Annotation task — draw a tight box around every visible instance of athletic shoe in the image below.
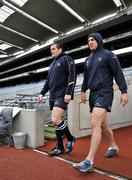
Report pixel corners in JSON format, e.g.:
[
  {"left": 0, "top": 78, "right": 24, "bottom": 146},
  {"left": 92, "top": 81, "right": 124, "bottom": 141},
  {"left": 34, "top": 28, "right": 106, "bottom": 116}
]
[
  {"left": 73, "top": 159, "right": 94, "bottom": 173},
  {"left": 48, "top": 147, "right": 64, "bottom": 156},
  {"left": 104, "top": 147, "right": 119, "bottom": 158},
  {"left": 65, "top": 137, "right": 76, "bottom": 153}
]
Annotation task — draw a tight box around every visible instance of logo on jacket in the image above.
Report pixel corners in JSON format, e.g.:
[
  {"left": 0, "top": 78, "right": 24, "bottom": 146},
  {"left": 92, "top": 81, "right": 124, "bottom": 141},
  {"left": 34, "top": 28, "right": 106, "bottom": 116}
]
[
  {"left": 57, "top": 63, "right": 61, "bottom": 66},
  {"left": 98, "top": 57, "right": 102, "bottom": 61}
]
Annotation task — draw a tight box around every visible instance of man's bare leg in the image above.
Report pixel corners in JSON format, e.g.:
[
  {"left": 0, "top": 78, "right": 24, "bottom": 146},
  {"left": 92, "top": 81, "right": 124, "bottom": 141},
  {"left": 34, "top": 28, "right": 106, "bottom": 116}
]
[
  {"left": 73, "top": 107, "right": 107, "bottom": 172},
  {"left": 101, "top": 113, "right": 118, "bottom": 148},
  {"left": 101, "top": 113, "right": 118, "bottom": 157},
  {"left": 86, "top": 107, "right": 107, "bottom": 162}
]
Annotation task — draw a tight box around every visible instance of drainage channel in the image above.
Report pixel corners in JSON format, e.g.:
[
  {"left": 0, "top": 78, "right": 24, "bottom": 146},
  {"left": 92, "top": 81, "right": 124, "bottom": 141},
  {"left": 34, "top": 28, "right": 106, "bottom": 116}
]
[{"left": 33, "top": 149, "right": 130, "bottom": 180}]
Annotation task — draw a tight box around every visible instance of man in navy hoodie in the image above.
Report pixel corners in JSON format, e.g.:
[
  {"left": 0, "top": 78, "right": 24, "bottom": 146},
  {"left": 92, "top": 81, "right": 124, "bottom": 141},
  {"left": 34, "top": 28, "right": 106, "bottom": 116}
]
[
  {"left": 37, "top": 42, "right": 76, "bottom": 156},
  {"left": 73, "top": 32, "right": 128, "bottom": 172}
]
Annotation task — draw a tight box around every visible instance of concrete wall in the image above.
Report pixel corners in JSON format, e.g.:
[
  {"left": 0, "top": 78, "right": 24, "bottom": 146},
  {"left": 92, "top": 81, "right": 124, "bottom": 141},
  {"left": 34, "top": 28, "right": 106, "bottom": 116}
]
[
  {"left": 13, "top": 109, "right": 44, "bottom": 148},
  {"left": 68, "top": 77, "right": 132, "bottom": 138}
]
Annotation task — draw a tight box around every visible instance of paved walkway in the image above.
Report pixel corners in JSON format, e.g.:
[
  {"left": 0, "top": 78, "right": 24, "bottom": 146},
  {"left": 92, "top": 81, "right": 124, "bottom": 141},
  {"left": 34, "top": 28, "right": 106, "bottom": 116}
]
[{"left": 0, "top": 126, "right": 132, "bottom": 180}]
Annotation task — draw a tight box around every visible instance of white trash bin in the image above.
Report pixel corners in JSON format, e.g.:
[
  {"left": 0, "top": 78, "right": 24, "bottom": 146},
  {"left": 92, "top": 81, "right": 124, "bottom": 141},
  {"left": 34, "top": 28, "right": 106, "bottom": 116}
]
[{"left": 12, "top": 132, "right": 27, "bottom": 149}]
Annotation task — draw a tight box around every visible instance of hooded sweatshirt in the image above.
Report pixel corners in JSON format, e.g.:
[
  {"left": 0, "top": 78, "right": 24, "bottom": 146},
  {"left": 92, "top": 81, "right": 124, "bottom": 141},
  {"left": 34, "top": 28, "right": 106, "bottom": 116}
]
[{"left": 81, "top": 32, "right": 127, "bottom": 93}]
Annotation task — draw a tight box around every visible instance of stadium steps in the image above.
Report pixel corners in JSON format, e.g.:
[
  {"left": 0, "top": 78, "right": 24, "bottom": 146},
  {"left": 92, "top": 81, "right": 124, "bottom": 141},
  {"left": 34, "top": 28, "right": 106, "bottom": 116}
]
[
  {"left": 44, "top": 123, "right": 56, "bottom": 140},
  {"left": 44, "top": 116, "right": 67, "bottom": 140}
]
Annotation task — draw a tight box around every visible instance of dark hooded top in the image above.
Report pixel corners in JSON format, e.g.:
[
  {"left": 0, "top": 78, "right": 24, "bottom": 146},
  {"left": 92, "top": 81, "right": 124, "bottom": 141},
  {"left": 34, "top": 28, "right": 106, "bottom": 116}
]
[
  {"left": 81, "top": 32, "right": 127, "bottom": 93},
  {"left": 40, "top": 52, "right": 76, "bottom": 99}
]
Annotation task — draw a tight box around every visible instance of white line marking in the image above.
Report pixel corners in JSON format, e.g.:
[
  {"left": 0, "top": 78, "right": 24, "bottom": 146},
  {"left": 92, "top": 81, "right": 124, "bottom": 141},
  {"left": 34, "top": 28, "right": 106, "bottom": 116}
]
[
  {"left": 33, "top": 149, "right": 129, "bottom": 180},
  {"left": 33, "top": 149, "right": 73, "bottom": 164}
]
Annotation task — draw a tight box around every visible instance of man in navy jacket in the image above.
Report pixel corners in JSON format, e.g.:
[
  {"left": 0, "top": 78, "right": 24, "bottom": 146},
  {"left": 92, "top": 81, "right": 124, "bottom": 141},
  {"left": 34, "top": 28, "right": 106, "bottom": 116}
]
[
  {"left": 37, "top": 42, "right": 76, "bottom": 156},
  {"left": 73, "top": 32, "right": 128, "bottom": 172}
]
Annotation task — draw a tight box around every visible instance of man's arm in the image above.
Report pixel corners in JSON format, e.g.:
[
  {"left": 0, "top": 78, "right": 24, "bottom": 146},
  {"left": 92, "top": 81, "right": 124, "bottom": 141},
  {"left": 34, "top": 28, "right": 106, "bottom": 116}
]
[
  {"left": 64, "top": 56, "right": 76, "bottom": 103},
  {"left": 81, "top": 59, "right": 88, "bottom": 93},
  {"left": 120, "top": 93, "right": 128, "bottom": 107},
  {"left": 107, "top": 52, "right": 127, "bottom": 94},
  {"left": 107, "top": 52, "right": 128, "bottom": 106},
  {"left": 81, "top": 59, "right": 89, "bottom": 103},
  {"left": 40, "top": 80, "right": 49, "bottom": 96},
  {"left": 36, "top": 80, "right": 49, "bottom": 102},
  {"left": 81, "top": 91, "right": 88, "bottom": 104}
]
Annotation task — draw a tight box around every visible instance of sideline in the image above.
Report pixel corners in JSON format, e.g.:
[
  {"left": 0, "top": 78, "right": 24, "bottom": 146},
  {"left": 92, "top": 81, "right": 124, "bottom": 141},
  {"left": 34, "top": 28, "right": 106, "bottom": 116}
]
[{"left": 33, "top": 149, "right": 129, "bottom": 180}]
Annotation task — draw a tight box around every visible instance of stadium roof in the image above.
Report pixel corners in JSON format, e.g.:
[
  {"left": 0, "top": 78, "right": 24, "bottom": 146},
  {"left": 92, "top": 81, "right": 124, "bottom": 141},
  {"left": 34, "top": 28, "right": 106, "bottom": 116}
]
[{"left": 0, "top": 0, "right": 132, "bottom": 62}]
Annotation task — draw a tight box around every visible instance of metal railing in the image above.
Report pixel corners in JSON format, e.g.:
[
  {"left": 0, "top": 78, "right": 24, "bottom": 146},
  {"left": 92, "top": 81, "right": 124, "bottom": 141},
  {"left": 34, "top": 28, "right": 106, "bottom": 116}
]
[{"left": 0, "top": 93, "right": 47, "bottom": 109}]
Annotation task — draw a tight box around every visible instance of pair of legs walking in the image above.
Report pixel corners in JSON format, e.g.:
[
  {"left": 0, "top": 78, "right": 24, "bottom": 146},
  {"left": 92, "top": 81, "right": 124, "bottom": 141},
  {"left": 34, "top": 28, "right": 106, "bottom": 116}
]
[
  {"left": 48, "top": 106, "right": 75, "bottom": 156},
  {"left": 73, "top": 107, "right": 118, "bottom": 172}
]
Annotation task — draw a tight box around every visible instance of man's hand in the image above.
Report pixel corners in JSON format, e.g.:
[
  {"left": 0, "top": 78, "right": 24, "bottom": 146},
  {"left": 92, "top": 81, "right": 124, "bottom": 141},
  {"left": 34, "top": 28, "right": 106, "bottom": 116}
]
[
  {"left": 120, "top": 93, "right": 128, "bottom": 107},
  {"left": 81, "top": 92, "right": 88, "bottom": 104},
  {"left": 36, "top": 94, "right": 44, "bottom": 103},
  {"left": 64, "top": 95, "right": 71, "bottom": 103}
]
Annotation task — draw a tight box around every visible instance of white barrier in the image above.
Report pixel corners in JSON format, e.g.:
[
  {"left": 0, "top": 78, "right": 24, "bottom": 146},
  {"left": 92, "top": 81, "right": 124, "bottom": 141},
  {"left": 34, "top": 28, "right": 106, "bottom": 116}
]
[
  {"left": 13, "top": 109, "right": 44, "bottom": 148},
  {"left": 68, "top": 77, "right": 132, "bottom": 138}
]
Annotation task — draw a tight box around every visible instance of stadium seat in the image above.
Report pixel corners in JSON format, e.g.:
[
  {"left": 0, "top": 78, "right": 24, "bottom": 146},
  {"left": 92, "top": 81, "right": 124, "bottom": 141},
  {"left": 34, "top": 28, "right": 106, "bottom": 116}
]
[{"left": 0, "top": 107, "right": 13, "bottom": 146}]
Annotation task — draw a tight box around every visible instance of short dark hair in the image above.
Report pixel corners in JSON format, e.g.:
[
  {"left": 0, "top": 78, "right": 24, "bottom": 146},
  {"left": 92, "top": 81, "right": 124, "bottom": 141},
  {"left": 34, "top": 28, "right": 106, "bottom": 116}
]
[{"left": 52, "top": 42, "right": 63, "bottom": 50}]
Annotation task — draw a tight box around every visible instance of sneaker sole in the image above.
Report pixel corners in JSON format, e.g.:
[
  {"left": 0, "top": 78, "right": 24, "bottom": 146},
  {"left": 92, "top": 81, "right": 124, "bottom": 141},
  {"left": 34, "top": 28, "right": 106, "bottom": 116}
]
[
  {"left": 104, "top": 153, "right": 118, "bottom": 158},
  {"left": 48, "top": 151, "right": 64, "bottom": 157},
  {"left": 73, "top": 166, "right": 94, "bottom": 173}
]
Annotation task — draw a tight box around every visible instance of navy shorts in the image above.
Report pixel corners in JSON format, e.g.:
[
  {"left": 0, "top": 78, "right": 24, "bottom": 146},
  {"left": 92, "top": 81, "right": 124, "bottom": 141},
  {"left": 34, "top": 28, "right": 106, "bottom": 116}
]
[
  {"left": 49, "top": 97, "right": 68, "bottom": 111},
  {"left": 89, "top": 88, "right": 114, "bottom": 112}
]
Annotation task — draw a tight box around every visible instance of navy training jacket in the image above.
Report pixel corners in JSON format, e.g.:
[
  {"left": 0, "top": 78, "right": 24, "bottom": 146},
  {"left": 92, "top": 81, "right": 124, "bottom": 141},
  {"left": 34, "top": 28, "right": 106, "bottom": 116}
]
[
  {"left": 40, "top": 53, "right": 76, "bottom": 99},
  {"left": 81, "top": 33, "right": 127, "bottom": 93}
]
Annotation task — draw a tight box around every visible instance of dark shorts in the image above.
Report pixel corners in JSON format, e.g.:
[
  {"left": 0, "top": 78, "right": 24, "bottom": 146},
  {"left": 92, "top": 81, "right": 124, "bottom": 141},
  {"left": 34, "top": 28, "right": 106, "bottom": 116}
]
[
  {"left": 89, "top": 88, "right": 114, "bottom": 113},
  {"left": 49, "top": 97, "right": 68, "bottom": 111}
]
